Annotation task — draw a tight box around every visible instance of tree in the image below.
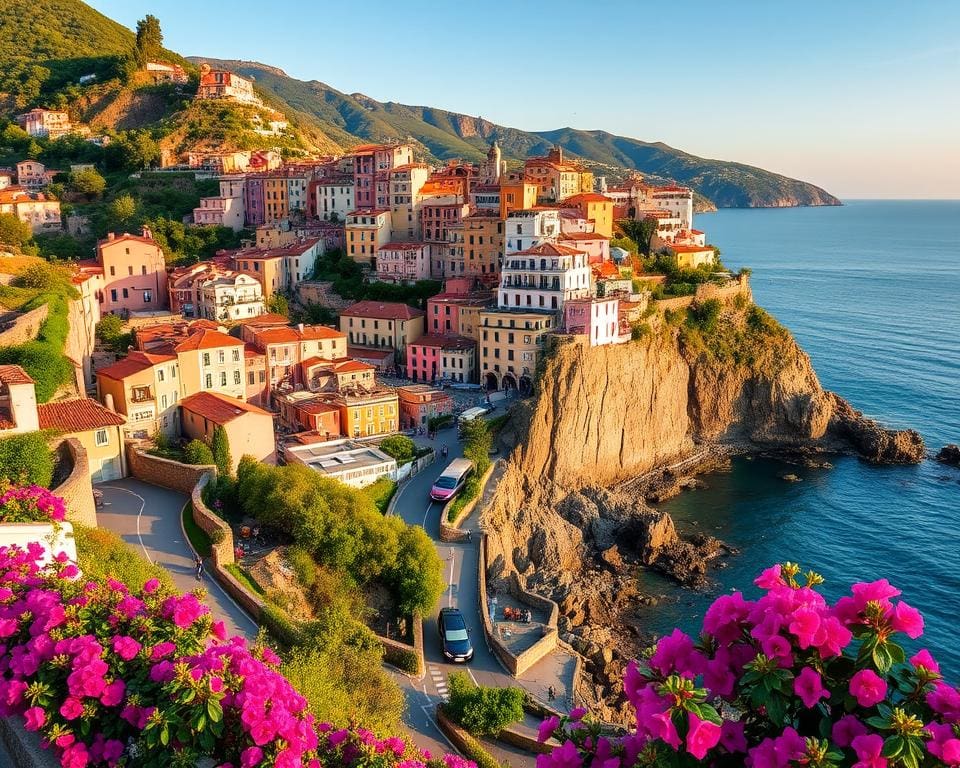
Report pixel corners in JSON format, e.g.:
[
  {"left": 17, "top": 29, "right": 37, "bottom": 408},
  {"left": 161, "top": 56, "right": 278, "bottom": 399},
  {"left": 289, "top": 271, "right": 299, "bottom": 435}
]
[
  {"left": 267, "top": 293, "right": 289, "bottom": 317},
  {"left": 619, "top": 218, "right": 658, "bottom": 255},
  {"left": 378, "top": 435, "right": 416, "bottom": 466},
  {"left": 14, "top": 263, "right": 64, "bottom": 291},
  {"left": 184, "top": 440, "right": 215, "bottom": 466},
  {"left": 0, "top": 214, "right": 33, "bottom": 248},
  {"left": 461, "top": 419, "right": 492, "bottom": 474},
  {"left": 211, "top": 425, "right": 232, "bottom": 478},
  {"left": 69, "top": 168, "right": 107, "bottom": 200},
  {"left": 445, "top": 673, "right": 525, "bottom": 736},
  {"left": 107, "top": 194, "right": 139, "bottom": 231},
  {"left": 134, "top": 15, "right": 163, "bottom": 66},
  {"left": 387, "top": 526, "right": 444, "bottom": 616}
]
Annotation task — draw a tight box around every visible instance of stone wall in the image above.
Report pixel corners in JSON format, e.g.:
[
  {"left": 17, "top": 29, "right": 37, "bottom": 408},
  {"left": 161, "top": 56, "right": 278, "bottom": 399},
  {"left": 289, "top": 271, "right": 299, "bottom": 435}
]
[
  {"left": 0, "top": 304, "right": 49, "bottom": 347},
  {"left": 125, "top": 441, "right": 215, "bottom": 495},
  {"left": 652, "top": 273, "right": 752, "bottom": 313},
  {"left": 51, "top": 438, "right": 96, "bottom": 528},
  {"left": 439, "top": 462, "right": 495, "bottom": 542},
  {"left": 191, "top": 473, "right": 234, "bottom": 567}
]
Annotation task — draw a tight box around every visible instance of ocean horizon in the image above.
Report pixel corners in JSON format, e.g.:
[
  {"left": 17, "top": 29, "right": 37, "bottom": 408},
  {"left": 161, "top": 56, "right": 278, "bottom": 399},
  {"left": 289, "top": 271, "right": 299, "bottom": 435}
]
[{"left": 633, "top": 199, "right": 960, "bottom": 675}]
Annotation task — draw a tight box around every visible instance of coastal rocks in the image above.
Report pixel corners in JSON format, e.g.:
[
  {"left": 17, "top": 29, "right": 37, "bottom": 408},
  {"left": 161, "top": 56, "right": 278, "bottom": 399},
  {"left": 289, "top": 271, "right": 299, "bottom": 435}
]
[
  {"left": 649, "top": 534, "right": 724, "bottom": 587},
  {"left": 937, "top": 444, "right": 960, "bottom": 467},
  {"left": 828, "top": 394, "right": 925, "bottom": 464},
  {"left": 781, "top": 473, "right": 802, "bottom": 482}
]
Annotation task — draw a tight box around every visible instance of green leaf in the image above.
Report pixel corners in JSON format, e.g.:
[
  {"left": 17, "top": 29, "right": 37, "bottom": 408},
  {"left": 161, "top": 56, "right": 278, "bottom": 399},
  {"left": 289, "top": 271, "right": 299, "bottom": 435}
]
[
  {"left": 881, "top": 736, "right": 904, "bottom": 759},
  {"left": 866, "top": 716, "right": 890, "bottom": 730},
  {"left": 887, "top": 642, "right": 906, "bottom": 664},
  {"left": 873, "top": 643, "right": 893, "bottom": 674},
  {"left": 160, "top": 725, "right": 169, "bottom": 747},
  {"left": 698, "top": 704, "right": 723, "bottom": 726},
  {"left": 206, "top": 697, "right": 223, "bottom": 723}
]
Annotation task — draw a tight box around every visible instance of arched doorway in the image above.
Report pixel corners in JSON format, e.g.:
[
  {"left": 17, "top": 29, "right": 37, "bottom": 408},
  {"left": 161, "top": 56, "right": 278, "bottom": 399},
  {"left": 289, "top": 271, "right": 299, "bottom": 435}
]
[
  {"left": 484, "top": 372, "right": 499, "bottom": 391},
  {"left": 519, "top": 375, "right": 532, "bottom": 395},
  {"left": 501, "top": 373, "right": 517, "bottom": 392}
]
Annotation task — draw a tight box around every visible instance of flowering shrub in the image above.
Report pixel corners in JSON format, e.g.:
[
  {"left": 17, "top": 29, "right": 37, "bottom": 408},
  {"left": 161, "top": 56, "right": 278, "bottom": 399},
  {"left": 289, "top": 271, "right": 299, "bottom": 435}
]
[
  {"left": 539, "top": 562, "right": 960, "bottom": 768},
  {"left": 0, "top": 483, "right": 66, "bottom": 523}
]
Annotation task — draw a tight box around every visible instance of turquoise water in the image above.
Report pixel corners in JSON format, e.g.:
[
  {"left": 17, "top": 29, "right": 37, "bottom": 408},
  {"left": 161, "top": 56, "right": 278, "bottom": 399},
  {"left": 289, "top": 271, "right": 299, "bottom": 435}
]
[{"left": 634, "top": 201, "right": 960, "bottom": 674}]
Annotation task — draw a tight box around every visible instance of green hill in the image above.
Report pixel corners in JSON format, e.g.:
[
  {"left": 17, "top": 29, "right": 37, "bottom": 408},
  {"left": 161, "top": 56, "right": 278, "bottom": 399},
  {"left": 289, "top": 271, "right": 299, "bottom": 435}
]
[{"left": 189, "top": 58, "right": 839, "bottom": 209}]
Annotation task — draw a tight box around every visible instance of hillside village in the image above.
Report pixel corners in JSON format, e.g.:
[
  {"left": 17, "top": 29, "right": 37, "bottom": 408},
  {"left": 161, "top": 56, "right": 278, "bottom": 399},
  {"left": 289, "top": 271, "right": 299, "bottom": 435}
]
[{"left": 0, "top": 60, "right": 740, "bottom": 487}]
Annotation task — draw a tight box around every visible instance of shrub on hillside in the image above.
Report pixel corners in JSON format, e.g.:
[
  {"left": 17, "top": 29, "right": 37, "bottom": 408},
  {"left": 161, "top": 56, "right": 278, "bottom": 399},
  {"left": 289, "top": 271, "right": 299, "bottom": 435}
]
[
  {"left": 387, "top": 525, "right": 446, "bottom": 617},
  {"left": 686, "top": 298, "right": 722, "bottom": 334},
  {"left": 363, "top": 476, "right": 398, "bottom": 514},
  {"left": 379, "top": 434, "right": 416, "bottom": 465},
  {"left": 539, "top": 562, "right": 958, "bottom": 768},
  {"left": 446, "top": 673, "right": 525, "bottom": 736},
  {"left": 0, "top": 432, "right": 55, "bottom": 487},
  {"left": 0, "top": 212, "right": 33, "bottom": 247},
  {"left": 95, "top": 314, "right": 134, "bottom": 355},
  {"left": 183, "top": 439, "right": 214, "bottom": 465}
]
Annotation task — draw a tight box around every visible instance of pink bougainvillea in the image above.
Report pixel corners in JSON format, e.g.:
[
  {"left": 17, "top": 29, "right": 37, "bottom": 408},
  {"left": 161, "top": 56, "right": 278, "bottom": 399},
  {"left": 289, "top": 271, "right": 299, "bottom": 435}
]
[
  {"left": 0, "top": 484, "right": 66, "bottom": 523},
  {"left": 538, "top": 561, "right": 960, "bottom": 768}
]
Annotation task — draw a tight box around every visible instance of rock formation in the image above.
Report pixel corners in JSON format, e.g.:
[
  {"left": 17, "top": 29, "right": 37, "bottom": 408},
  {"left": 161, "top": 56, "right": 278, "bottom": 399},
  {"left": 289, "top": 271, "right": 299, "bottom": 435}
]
[{"left": 936, "top": 444, "right": 960, "bottom": 467}]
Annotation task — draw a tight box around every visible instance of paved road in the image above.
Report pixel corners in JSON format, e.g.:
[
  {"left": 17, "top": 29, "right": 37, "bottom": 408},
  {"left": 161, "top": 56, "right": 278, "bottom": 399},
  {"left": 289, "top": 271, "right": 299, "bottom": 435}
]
[
  {"left": 391, "top": 427, "right": 574, "bottom": 767},
  {"left": 95, "top": 477, "right": 258, "bottom": 640}
]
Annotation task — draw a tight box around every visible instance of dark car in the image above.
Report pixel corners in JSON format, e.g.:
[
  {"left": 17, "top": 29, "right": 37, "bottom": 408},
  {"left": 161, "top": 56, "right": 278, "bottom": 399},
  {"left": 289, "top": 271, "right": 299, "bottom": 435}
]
[{"left": 438, "top": 607, "right": 473, "bottom": 662}]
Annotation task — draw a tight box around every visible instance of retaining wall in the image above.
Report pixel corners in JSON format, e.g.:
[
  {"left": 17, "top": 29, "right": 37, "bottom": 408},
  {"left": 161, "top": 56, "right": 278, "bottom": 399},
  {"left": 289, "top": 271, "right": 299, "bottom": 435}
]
[
  {"left": 0, "top": 303, "right": 49, "bottom": 347},
  {"left": 51, "top": 438, "right": 97, "bottom": 528},
  {"left": 652, "top": 273, "right": 751, "bottom": 313},
  {"left": 125, "top": 441, "right": 216, "bottom": 495},
  {"left": 439, "top": 462, "right": 495, "bottom": 542},
  {"left": 191, "top": 472, "right": 234, "bottom": 567}
]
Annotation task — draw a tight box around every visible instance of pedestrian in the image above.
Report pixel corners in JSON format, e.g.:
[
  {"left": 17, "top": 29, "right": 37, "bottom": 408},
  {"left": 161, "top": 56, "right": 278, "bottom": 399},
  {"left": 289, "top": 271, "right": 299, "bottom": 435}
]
[
  {"left": 547, "top": 685, "right": 555, "bottom": 702},
  {"left": 194, "top": 555, "right": 203, "bottom": 581}
]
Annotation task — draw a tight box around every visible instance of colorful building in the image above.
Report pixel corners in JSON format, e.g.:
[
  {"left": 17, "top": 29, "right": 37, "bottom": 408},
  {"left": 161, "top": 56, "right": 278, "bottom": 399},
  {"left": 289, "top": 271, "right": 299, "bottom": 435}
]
[
  {"left": 180, "top": 391, "right": 275, "bottom": 471},
  {"left": 505, "top": 209, "right": 561, "bottom": 254},
  {"left": 499, "top": 180, "right": 538, "bottom": 219},
  {"left": 498, "top": 242, "right": 592, "bottom": 312},
  {"left": 523, "top": 146, "right": 593, "bottom": 203},
  {"left": 315, "top": 176, "right": 355, "bottom": 222},
  {"left": 561, "top": 193, "right": 615, "bottom": 238},
  {"left": 193, "top": 177, "right": 245, "bottom": 231},
  {"left": 195, "top": 65, "right": 262, "bottom": 106},
  {"left": 96, "top": 350, "right": 181, "bottom": 439},
  {"left": 0, "top": 186, "right": 61, "bottom": 233},
  {"left": 96, "top": 230, "right": 167, "bottom": 315},
  {"left": 329, "top": 387, "right": 399, "bottom": 438},
  {"left": 407, "top": 335, "right": 477, "bottom": 384},
  {"left": 231, "top": 238, "right": 324, "bottom": 297},
  {"left": 15, "top": 109, "right": 72, "bottom": 139},
  {"left": 338, "top": 301, "right": 425, "bottom": 364},
  {"left": 375, "top": 242, "right": 431, "bottom": 284},
  {"left": 563, "top": 296, "right": 623, "bottom": 346},
  {"left": 349, "top": 143, "right": 414, "bottom": 209},
  {"left": 345, "top": 209, "right": 391, "bottom": 267},
  {"left": 478, "top": 309, "right": 554, "bottom": 393},
  {"left": 275, "top": 391, "right": 341, "bottom": 437},
  {"left": 388, "top": 163, "right": 430, "bottom": 240},
  {"left": 396, "top": 384, "right": 454, "bottom": 429}
]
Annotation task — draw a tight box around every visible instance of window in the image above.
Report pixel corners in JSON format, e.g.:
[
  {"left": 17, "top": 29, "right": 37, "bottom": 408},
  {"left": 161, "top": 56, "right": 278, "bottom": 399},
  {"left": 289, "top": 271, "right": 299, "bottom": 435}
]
[
  {"left": 205, "top": 373, "right": 212, "bottom": 388},
  {"left": 203, "top": 353, "right": 210, "bottom": 366},
  {"left": 141, "top": 265, "right": 147, "bottom": 275},
  {"left": 128, "top": 266, "right": 133, "bottom": 276},
  {"left": 110, "top": 289, "right": 117, "bottom": 302},
  {"left": 161, "top": 394, "right": 168, "bottom": 409},
  {"left": 109, "top": 266, "right": 115, "bottom": 276},
  {"left": 143, "top": 290, "right": 152, "bottom": 303},
  {"left": 220, "top": 372, "right": 227, "bottom": 386},
  {"left": 234, "top": 370, "right": 241, "bottom": 385},
  {"left": 259, "top": 371, "right": 266, "bottom": 383},
  {"left": 248, "top": 372, "right": 255, "bottom": 385},
  {"left": 95, "top": 429, "right": 109, "bottom": 447},
  {"left": 122, "top": 288, "right": 129, "bottom": 299},
  {"left": 218, "top": 350, "right": 225, "bottom": 364},
  {"left": 158, "top": 369, "right": 165, "bottom": 382}
]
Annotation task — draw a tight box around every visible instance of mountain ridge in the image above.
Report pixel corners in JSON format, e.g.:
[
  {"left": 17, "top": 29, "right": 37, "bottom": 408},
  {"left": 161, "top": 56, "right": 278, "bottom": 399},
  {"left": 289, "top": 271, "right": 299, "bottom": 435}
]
[{"left": 189, "top": 57, "right": 840, "bottom": 209}]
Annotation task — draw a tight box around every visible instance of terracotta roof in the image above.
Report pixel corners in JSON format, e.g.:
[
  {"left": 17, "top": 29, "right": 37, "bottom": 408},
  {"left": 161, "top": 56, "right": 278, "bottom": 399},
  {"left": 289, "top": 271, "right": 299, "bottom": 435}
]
[
  {"left": 340, "top": 300, "right": 424, "bottom": 320},
  {"left": 174, "top": 328, "right": 243, "bottom": 352},
  {"left": 244, "top": 343, "right": 265, "bottom": 359},
  {"left": 347, "top": 345, "right": 395, "bottom": 361},
  {"left": 37, "top": 399, "right": 125, "bottom": 432},
  {"left": 236, "top": 313, "right": 289, "bottom": 327},
  {"left": 562, "top": 193, "right": 614, "bottom": 204},
  {"left": 96, "top": 351, "right": 175, "bottom": 381},
  {"left": 410, "top": 334, "right": 476, "bottom": 351},
  {"left": 511, "top": 242, "right": 585, "bottom": 257},
  {"left": 231, "top": 238, "right": 321, "bottom": 260},
  {"left": 667, "top": 244, "right": 714, "bottom": 253},
  {"left": 252, "top": 325, "right": 344, "bottom": 345},
  {"left": 180, "top": 391, "right": 270, "bottom": 424},
  {"left": 379, "top": 242, "right": 428, "bottom": 251},
  {"left": 301, "top": 356, "right": 373, "bottom": 373},
  {"left": 299, "top": 325, "right": 346, "bottom": 341},
  {"left": 592, "top": 262, "right": 622, "bottom": 279},
  {"left": 0, "top": 365, "right": 34, "bottom": 385},
  {"left": 296, "top": 400, "right": 341, "bottom": 415},
  {"left": 345, "top": 209, "right": 390, "bottom": 218},
  {"left": 97, "top": 232, "right": 160, "bottom": 249},
  {"left": 560, "top": 231, "right": 609, "bottom": 241}
]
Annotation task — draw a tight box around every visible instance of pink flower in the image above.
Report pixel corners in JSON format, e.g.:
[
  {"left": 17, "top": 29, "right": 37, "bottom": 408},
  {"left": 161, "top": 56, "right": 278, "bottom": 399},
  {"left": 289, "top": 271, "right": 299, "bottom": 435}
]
[
  {"left": 23, "top": 706, "right": 45, "bottom": 731},
  {"left": 850, "top": 669, "right": 887, "bottom": 708},
  {"left": 794, "top": 666, "right": 829, "bottom": 708},
  {"left": 719, "top": 720, "right": 747, "bottom": 754},
  {"left": 833, "top": 715, "right": 868, "bottom": 747},
  {"left": 111, "top": 636, "right": 140, "bottom": 661},
  {"left": 851, "top": 733, "right": 887, "bottom": 768},
  {"left": 142, "top": 578, "right": 160, "bottom": 594},
  {"left": 685, "top": 712, "right": 721, "bottom": 760},
  {"left": 212, "top": 620, "right": 227, "bottom": 640},
  {"left": 61, "top": 742, "right": 89, "bottom": 768},
  {"left": 538, "top": 715, "right": 560, "bottom": 743},
  {"left": 649, "top": 710, "right": 681, "bottom": 750},
  {"left": 569, "top": 707, "right": 587, "bottom": 721},
  {"left": 703, "top": 592, "right": 751, "bottom": 643},
  {"left": 941, "top": 740, "right": 960, "bottom": 765},
  {"left": 649, "top": 629, "right": 703, "bottom": 677},
  {"left": 754, "top": 564, "right": 785, "bottom": 590},
  {"left": 100, "top": 678, "right": 125, "bottom": 707},
  {"left": 539, "top": 740, "right": 582, "bottom": 768},
  {"left": 240, "top": 746, "right": 264, "bottom": 768},
  {"left": 891, "top": 601, "right": 924, "bottom": 639},
  {"left": 910, "top": 648, "right": 940, "bottom": 674},
  {"left": 788, "top": 608, "right": 821, "bottom": 649},
  {"left": 60, "top": 697, "right": 84, "bottom": 721}
]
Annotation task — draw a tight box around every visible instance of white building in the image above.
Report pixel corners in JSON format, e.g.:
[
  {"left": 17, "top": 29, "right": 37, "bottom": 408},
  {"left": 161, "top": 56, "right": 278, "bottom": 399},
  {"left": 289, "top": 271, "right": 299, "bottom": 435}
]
[
  {"left": 505, "top": 209, "right": 561, "bottom": 253},
  {"left": 283, "top": 437, "right": 398, "bottom": 488},
  {"left": 316, "top": 177, "right": 355, "bottom": 222},
  {"left": 375, "top": 242, "right": 431, "bottom": 284},
  {"left": 563, "top": 296, "right": 624, "bottom": 346},
  {"left": 193, "top": 177, "right": 245, "bottom": 231},
  {"left": 389, "top": 164, "right": 430, "bottom": 240},
  {"left": 651, "top": 187, "right": 693, "bottom": 232},
  {"left": 498, "top": 242, "right": 592, "bottom": 312},
  {"left": 198, "top": 273, "right": 265, "bottom": 323}
]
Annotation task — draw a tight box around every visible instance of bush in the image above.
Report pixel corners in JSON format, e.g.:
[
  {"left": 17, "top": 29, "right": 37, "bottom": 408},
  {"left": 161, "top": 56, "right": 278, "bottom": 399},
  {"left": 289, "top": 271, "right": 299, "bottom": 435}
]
[
  {"left": 379, "top": 434, "right": 416, "bottom": 465},
  {"left": 95, "top": 314, "right": 134, "bottom": 355},
  {"left": 446, "top": 672, "right": 525, "bottom": 736},
  {"left": 428, "top": 413, "right": 454, "bottom": 432},
  {"left": 387, "top": 525, "right": 445, "bottom": 616},
  {"left": 540, "top": 562, "right": 957, "bottom": 768},
  {"left": 286, "top": 546, "right": 317, "bottom": 588},
  {"left": 630, "top": 321, "right": 651, "bottom": 341},
  {"left": 211, "top": 424, "right": 232, "bottom": 478},
  {"left": 183, "top": 438, "right": 215, "bottom": 465},
  {"left": 363, "top": 476, "right": 397, "bottom": 514},
  {"left": 0, "top": 432, "right": 55, "bottom": 487},
  {"left": 686, "top": 298, "right": 722, "bottom": 335},
  {"left": 73, "top": 523, "right": 174, "bottom": 592},
  {"left": 68, "top": 167, "right": 107, "bottom": 199},
  {"left": 0, "top": 212, "right": 32, "bottom": 247},
  {"left": 461, "top": 418, "right": 492, "bottom": 477}
]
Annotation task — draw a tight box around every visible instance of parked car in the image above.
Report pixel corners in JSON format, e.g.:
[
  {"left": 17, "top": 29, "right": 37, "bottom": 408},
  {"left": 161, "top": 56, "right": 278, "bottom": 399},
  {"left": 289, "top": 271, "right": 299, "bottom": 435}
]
[
  {"left": 429, "top": 458, "right": 475, "bottom": 502},
  {"left": 438, "top": 607, "right": 474, "bottom": 662}
]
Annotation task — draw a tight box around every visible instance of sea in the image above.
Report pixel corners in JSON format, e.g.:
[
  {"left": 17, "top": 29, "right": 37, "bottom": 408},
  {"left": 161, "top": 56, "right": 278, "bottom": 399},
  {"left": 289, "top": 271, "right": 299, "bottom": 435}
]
[{"left": 632, "top": 200, "right": 960, "bottom": 675}]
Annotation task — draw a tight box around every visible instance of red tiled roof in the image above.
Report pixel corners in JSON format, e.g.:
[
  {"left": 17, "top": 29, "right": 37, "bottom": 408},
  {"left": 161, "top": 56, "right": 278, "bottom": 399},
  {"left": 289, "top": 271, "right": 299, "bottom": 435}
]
[
  {"left": 379, "top": 242, "right": 428, "bottom": 251},
  {"left": 0, "top": 365, "right": 34, "bottom": 385},
  {"left": 346, "top": 209, "right": 390, "bottom": 218},
  {"left": 96, "top": 351, "right": 175, "bottom": 381},
  {"left": 593, "top": 261, "right": 622, "bottom": 279},
  {"left": 562, "top": 193, "right": 614, "bottom": 204},
  {"left": 347, "top": 345, "right": 395, "bottom": 361},
  {"left": 244, "top": 343, "right": 265, "bottom": 359},
  {"left": 37, "top": 399, "right": 126, "bottom": 432},
  {"left": 512, "top": 242, "right": 585, "bottom": 257},
  {"left": 340, "top": 300, "right": 424, "bottom": 320},
  {"left": 174, "top": 329, "right": 243, "bottom": 352},
  {"left": 180, "top": 391, "right": 270, "bottom": 424},
  {"left": 560, "top": 231, "right": 609, "bottom": 241},
  {"left": 252, "top": 324, "right": 344, "bottom": 345},
  {"left": 302, "top": 356, "right": 373, "bottom": 373},
  {"left": 236, "top": 313, "right": 289, "bottom": 327},
  {"left": 409, "top": 334, "right": 476, "bottom": 351},
  {"left": 299, "top": 325, "right": 346, "bottom": 341},
  {"left": 667, "top": 244, "right": 714, "bottom": 253}
]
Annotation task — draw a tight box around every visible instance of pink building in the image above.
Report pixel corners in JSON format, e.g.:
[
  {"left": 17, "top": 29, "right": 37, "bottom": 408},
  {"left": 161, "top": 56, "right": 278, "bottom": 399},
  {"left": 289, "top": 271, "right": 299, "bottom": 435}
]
[
  {"left": 96, "top": 229, "right": 167, "bottom": 315},
  {"left": 349, "top": 143, "right": 414, "bottom": 209},
  {"left": 563, "top": 296, "right": 623, "bottom": 346},
  {"left": 407, "top": 334, "right": 477, "bottom": 384},
  {"left": 559, "top": 231, "right": 610, "bottom": 264},
  {"left": 376, "top": 242, "right": 430, "bottom": 284}
]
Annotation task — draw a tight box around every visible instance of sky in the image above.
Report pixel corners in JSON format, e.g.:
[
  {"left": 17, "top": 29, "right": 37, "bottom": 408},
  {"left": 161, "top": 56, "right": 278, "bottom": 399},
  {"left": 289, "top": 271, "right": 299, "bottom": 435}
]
[{"left": 86, "top": 0, "right": 960, "bottom": 198}]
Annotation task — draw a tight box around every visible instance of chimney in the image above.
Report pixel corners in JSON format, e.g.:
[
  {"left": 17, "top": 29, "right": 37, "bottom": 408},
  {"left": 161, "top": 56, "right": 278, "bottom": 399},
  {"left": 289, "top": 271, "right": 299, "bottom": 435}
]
[
  {"left": 297, "top": 323, "right": 304, "bottom": 333},
  {"left": 104, "top": 393, "right": 116, "bottom": 412},
  {"left": 107, "top": 233, "right": 115, "bottom": 241}
]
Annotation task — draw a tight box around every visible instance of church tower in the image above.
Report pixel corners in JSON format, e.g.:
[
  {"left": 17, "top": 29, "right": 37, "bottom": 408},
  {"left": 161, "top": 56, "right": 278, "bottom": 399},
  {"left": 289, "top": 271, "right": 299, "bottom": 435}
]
[{"left": 484, "top": 139, "right": 502, "bottom": 183}]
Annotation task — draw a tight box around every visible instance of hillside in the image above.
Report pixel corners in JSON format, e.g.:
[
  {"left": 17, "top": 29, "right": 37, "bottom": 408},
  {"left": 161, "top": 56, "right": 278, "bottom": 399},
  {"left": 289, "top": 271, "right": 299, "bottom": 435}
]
[{"left": 190, "top": 58, "right": 840, "bottom": 209}]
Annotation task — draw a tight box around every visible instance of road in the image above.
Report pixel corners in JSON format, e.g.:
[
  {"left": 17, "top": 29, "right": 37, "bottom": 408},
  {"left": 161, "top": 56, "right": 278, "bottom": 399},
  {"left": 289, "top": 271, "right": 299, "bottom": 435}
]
[
  {"left": 95, "top": 477, "right": 258, "bottom": 640},
  {"left": 391, "top": 429, "right": 573, "bottom": 767}
]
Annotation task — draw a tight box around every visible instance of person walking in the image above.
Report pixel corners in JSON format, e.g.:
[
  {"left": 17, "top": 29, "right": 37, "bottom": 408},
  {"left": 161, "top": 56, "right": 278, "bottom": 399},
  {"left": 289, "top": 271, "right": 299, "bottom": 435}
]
[
  {"left": 194, "top": 555, "right": 203, "bottom": 581},
  {"left": 547, "top": 685, "right": 556, "bottom": 702}
]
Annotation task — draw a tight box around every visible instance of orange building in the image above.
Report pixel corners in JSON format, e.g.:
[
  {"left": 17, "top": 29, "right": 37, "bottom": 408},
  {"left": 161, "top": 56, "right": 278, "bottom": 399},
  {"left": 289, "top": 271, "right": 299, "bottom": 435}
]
[
  {"left": 561, "top": 193, "right": 615, "bottom": 238},
  {"left": 180, "top": 391, "right": 275, "bottom": 471},
  {"left": 499, "top": 180, "right": 538, "bottom": 219}
]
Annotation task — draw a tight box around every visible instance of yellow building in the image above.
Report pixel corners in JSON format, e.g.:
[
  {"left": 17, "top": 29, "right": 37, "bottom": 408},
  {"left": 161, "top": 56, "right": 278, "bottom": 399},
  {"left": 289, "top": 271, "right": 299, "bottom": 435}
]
[
  {"left": 345, "top": 209, "right": 392, "bottom": 267},
  {"left": 37, "top": 398, "right": 127, "bottom": 482},
  {"left": 263, "top": 176, "right": 288, "bottom": 222},
  {"left": 180, "top": 391, "right": 276, "bottom": 472},
  {"left": 461, "top": 211, "right": 504, "bottom": 284},
  {"left": 500, "top": 181, "right": 538, "bottom": 219},
  {"left": 477, "top": 309, "right": 554, "bottom": 394},
  {"left": 666, "top": 244, "right": 716, "bottom": 270},
  {"left": 96, "top": 350, "right": 182, "bottom": 440},
  {"left": 332, "top": 387, "right": 399, "bottom": 438},
  {"left": 561, "top": 193, "right": 615, "bottom": 238}
]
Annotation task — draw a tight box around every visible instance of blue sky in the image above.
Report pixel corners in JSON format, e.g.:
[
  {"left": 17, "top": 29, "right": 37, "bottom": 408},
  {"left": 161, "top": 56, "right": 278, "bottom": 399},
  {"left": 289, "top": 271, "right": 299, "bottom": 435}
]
[{"left": 87, "top": 0, "right": 959, "bottom": 198}]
